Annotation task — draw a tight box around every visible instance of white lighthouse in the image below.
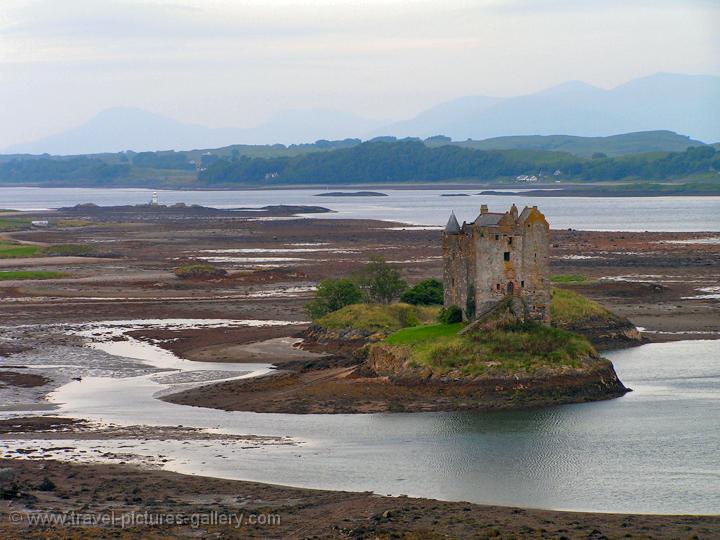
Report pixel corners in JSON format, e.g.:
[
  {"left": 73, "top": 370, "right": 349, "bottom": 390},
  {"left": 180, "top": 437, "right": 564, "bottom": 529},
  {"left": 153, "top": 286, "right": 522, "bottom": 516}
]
[{"left": 151, "top": 192, "right": 159, "bottom": 206}]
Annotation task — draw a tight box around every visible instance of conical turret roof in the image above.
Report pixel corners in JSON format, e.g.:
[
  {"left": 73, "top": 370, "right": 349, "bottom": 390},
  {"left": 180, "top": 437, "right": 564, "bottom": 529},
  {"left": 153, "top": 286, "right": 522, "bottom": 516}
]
[{"left": 445, "top": 211, "right": 461, "bottom": 234}]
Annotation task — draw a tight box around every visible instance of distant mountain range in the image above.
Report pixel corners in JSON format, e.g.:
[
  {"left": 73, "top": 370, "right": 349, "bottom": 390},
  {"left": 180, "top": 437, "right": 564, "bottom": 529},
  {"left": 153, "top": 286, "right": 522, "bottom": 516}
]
[
  {"left": 4, "top": 73, "right": 719, "bottom": 155},
  {"left": 376, "top": 73, "right": 720, "bottom": 143},
  {"left": 4, "top": 107, "right": 378, "bottom": 156}
]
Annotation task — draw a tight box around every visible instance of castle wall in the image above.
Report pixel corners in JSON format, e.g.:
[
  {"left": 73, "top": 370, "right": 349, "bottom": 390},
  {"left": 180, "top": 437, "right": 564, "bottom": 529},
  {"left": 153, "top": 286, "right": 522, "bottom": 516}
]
[
  {"left": 472, "top": 224, "right": 517, "bottom": 316},
  {"left": 518, "top": 215, "right": 551, "bottom": 322},
  {"left": 443, "top": 206, "right": 551, "bottom": 323},
  {"left": 442, "top": 229, "right": 474, "bottom": 318}
]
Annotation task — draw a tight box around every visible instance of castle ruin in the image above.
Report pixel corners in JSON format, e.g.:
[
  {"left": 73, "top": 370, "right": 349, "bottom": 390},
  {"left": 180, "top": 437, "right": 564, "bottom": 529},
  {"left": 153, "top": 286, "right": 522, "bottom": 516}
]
[{"left": 443, "top": 204, "right": 551, "bottom": 323}]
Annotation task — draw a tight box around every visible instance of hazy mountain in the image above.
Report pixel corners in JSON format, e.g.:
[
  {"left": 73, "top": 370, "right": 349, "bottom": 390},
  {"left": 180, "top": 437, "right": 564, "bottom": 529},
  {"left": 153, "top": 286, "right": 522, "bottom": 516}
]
[
  {"left": 371, "top": 95, "right": 503, "bottom": 140},
  {"left": 377, "top": 73, "right": 720, "bottom": 143},
  {"left": 5, "top": 73, "right": 718, "bottom": 155},
  {"left": 4, "top": 107, "right": 379, "bottom": 155}
]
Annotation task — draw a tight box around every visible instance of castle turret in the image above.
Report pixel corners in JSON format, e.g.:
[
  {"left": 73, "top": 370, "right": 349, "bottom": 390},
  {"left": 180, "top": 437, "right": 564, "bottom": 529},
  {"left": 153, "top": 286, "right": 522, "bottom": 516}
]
[{"left": 444, "top": 211, "right": 461, "bottom": 234}]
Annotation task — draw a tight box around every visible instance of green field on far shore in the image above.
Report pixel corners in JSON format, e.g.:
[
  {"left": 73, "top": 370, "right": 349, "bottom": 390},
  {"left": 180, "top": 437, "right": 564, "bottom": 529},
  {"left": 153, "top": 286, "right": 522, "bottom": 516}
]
[
  {"left": 0, "top": 270, "right": 66, "bottom": 280},
  {"left": 0, "top": 242, "right": 41, "bottom": 258}
]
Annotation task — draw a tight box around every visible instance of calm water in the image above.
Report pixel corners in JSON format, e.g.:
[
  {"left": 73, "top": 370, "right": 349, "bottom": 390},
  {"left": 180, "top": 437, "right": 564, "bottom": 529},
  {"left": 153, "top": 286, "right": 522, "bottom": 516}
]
[
  {"left": 4, "top": 326, "right": 718, "bottom": 515},
  {"left": 2, "top": 186, "right": 719, "bottom": 231}
]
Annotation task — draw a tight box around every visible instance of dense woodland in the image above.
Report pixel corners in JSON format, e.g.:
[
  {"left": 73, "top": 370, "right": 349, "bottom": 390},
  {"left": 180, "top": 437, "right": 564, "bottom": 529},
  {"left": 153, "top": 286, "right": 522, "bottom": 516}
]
[
  {"left": 0, "top": 137, "right": 718, "bottom": 187},
  {"left": 201, "top": 142, "right": 720, "bottom": 184}
]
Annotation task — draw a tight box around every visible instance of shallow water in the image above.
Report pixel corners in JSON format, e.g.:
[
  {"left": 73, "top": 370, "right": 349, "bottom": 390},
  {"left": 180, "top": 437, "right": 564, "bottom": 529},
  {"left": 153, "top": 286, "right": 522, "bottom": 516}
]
[
  {"left": 3, "top": 320, "right": 719, "bottom": 515},
  {"left": 2, "top": 186, "right": 719, "bottom": 231}
]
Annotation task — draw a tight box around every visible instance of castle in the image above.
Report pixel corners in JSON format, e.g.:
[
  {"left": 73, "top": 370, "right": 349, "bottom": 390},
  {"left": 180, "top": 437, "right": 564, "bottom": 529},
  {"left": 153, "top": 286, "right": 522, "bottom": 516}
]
[{"left": 442, "top": 204, "right": 551, "bottom": 323}]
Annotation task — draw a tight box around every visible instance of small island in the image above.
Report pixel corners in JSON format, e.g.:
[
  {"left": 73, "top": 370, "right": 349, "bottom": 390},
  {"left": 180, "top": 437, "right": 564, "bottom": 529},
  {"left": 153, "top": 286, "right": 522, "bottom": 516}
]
[
  {"left": 315, "top": 191, "right": 388, "bottom": 197},
  {"left": 165, "top": 204, "right": 638, "bottom": 414}
]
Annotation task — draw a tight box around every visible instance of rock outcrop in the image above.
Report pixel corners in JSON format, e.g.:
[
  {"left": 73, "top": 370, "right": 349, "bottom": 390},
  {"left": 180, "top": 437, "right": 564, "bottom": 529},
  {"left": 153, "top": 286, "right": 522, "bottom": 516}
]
[
  {"left": 556, "top": 314, "right": 644, "bottom": 350},
  {"left": 365, "top": 344, "right": 629, "bottom": 410}
]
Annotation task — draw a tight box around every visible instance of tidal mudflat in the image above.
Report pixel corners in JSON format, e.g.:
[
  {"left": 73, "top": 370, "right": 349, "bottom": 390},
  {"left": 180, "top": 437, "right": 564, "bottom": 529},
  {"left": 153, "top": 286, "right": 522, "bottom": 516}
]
[{"left": 1, "top": 203, "right": 719, "bottom": 537}]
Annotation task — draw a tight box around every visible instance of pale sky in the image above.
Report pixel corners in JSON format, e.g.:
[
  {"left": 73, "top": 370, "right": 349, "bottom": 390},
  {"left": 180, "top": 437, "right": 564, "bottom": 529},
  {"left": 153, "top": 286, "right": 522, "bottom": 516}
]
[{"left": 1, "top": 0, "right": 718, "bottom": 148}]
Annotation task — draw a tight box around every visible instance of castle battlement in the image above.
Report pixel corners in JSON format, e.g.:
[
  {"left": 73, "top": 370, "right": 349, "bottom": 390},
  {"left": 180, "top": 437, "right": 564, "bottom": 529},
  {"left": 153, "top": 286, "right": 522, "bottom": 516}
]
[{"left": 442, "top": 204, "right": 551, "bottom": 323}]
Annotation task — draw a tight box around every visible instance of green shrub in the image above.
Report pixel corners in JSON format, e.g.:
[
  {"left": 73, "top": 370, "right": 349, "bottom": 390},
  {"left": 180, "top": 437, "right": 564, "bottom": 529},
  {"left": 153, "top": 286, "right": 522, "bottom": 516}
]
[
  {"left": 306, "top": 278, "right": 363, "bottom": 319},
  {"left": 174, "top": 263, "right": 227, "bottom": 280},
  {"left": 400, "top": 278, "right": 443, "bottom": 305},
  {"left": 438, "top": 305, "right": 463, "bottom": 324},
  {"left": 353, "top": 255, "right": 407, "bottom": 304}
]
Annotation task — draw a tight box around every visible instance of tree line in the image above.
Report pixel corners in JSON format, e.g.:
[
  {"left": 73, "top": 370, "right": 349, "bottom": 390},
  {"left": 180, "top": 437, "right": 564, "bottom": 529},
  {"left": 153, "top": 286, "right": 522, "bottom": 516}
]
[
  {"left": 1, "top": 141, "right": 718, "bottom": 185},
  {"left": 199, "top": 141, "right": 720, "bottom": 185}
]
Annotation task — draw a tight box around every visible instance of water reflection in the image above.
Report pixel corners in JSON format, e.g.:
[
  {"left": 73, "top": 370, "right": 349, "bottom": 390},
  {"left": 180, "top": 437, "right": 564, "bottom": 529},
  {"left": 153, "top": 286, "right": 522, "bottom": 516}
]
[{"left": 4, "top": 321, "right": 720, "bottom": 514}]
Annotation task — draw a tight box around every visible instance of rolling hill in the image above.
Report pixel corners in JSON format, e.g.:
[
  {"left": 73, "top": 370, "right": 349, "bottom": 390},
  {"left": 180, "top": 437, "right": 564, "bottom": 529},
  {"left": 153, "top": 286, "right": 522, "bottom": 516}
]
[{"left": 434, "top": 131, "right": 706, "bottom": 157}]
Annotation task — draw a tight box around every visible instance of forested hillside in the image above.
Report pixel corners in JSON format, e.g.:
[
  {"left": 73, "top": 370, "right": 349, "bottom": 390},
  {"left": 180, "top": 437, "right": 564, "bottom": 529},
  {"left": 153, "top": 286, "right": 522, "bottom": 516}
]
[{"left": 0, "top": 138, "right": 718, "bottom": 188}]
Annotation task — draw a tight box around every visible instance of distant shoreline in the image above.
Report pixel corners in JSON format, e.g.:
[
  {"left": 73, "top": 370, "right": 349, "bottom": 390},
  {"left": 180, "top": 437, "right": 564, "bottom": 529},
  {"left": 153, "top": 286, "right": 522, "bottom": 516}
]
[{"left": 1, "top": 181, "right": 719, "bottom": 196}]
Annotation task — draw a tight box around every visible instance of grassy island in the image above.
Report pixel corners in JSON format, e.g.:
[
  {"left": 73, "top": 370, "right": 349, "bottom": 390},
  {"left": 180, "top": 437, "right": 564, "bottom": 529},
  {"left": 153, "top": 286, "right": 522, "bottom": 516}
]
[{"left": 385, "top": 320, "right": 594, "bottom": 376}]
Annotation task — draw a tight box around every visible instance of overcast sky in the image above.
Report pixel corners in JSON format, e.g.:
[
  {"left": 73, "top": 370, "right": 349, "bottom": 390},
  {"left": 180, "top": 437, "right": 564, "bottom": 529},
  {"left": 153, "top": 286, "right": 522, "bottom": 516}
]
[{"left": 1, "top": 0, "right": 718, "bottom": 148}]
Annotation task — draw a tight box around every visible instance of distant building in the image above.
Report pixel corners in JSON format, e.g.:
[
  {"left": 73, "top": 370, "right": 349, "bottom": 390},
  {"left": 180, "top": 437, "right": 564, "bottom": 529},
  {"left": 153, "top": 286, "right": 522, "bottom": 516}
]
[
  {"left": 515, "top": 174, "right": 539, "bottom": 183},
  {"left": 31, "top": 220, "right": 49, "bottom": 227},
  {"left": 151, "top": 192, "right": 159, "bottom": 206},
  {"left": 442, "top": 204, "right": 551, "bottom": 323}
]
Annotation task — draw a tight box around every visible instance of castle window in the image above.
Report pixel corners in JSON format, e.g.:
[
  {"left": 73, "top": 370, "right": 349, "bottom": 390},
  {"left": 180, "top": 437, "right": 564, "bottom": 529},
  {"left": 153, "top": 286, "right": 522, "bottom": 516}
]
[
  {"left": 495, "top": 234, "right": 500, "bottom": 240},
  {"left": 496, "top": 284, "right": 500, "bottom": 290},
  {"left": 503, "top": 252, "right": 510, "bottom": 261},
  {"left": 521, "top": 280, "right": 525, "bottom": 288},
  {"left": 508, "top": 237, "right": 513, "bottom": 245}
]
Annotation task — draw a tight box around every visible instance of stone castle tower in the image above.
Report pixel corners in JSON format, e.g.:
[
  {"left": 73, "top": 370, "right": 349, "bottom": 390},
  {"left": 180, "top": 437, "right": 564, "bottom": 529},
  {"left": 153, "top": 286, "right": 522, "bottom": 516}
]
[{"left": 443, "top": 203, "right": 551, "bottom": 323}]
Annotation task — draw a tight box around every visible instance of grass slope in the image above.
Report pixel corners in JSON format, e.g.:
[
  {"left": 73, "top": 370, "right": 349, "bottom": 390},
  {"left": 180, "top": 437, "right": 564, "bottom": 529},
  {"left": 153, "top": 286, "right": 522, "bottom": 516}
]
[
  {"left": 381, "top": 289, "right": 610, "bottom": 376},
  {"left": 385, "top": 321, "right": 595, "bottom": 376},
  {"left": 550, "top": 288, "right": 613, "bottom": 326},
  {"left": 316, "top": 303, "right": 439, "bottom": 334}
]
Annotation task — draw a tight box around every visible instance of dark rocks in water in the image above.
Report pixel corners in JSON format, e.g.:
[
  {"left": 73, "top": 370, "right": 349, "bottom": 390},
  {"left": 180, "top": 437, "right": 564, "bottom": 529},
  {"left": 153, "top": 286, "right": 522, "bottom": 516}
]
[
  {"left": 440, "top": 193, "right": 470, "bottom": 197},
  {"left": 316, "top": 191, "right": 388, "bottom": 197},
  {"left": 247, "top": 205, "right": 332, "bottom": 214},
  {"left": 557, "top": 315, "right": 645, "bottom": 351}
]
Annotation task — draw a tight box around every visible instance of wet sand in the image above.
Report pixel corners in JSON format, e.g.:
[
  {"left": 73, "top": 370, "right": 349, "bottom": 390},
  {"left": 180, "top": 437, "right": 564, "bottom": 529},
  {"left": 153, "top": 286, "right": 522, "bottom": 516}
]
[{"left": 1, "top": 458, "right": 718, "bottom": 539}]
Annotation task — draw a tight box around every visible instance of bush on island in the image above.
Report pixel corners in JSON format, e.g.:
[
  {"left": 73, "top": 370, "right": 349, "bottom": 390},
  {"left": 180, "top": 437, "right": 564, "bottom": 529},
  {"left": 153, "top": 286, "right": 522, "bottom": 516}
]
[
  {"left": 174, "top": 262, "right": 227, "bottom": 280},
  {"left": 306, "top": 278, "right": 363, "bottom": 319},
  {"left": 353, "top": 255, "right": 407, "bottom": 304},
  {"left": 438, "top": 305, "right": 463, "bottom": 324},
  {"left": 400, "top": 278, "right": 443, "bottom": 305}
]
